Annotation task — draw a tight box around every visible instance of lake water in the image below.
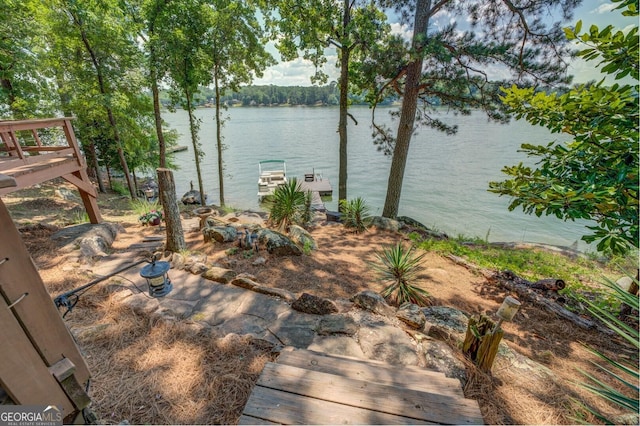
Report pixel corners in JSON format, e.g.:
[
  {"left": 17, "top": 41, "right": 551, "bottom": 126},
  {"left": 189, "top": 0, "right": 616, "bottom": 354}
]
[{"left": 163, "top": 106, "right": 592, "bottom": 250}]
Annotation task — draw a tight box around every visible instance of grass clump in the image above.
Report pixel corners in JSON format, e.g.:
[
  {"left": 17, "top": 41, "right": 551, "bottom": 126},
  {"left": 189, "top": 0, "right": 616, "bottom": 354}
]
[{"left": 371, "top": 242, "right": 431, "bottom": 307}]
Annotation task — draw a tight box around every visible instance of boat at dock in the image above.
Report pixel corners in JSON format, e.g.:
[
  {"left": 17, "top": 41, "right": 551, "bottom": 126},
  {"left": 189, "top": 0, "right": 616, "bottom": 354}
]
[{"left": 257, "top": 160, "right": 287, "bottom": 200}]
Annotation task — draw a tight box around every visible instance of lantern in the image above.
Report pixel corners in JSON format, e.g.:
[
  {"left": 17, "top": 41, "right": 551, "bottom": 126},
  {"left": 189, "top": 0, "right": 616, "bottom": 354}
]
[
  {"left": 140, "top": 259, "right": 172, "bottom": 298},
  {"left": 494, "top": 296, "right": 521, "bottom": 331}
]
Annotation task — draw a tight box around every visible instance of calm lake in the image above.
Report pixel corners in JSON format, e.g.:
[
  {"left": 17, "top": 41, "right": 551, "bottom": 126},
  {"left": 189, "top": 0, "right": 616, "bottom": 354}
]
[{"left": 164, "top": 106, "right": 592, "bottom": 250}]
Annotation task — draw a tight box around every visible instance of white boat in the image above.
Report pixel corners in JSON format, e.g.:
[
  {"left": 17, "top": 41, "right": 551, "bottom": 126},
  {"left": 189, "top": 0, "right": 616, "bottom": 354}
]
[{"left": 257, "top": 160, "right": 287, "bottom": 200}]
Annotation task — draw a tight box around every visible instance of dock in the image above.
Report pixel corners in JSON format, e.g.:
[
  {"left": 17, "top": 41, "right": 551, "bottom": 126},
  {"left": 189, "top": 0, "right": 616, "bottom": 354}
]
[
  {"left": 240, "top": 348, "right": 484, "bottom": 425},
  {"left": 298, "top": 173, "right": 332, "bottom": 212}
]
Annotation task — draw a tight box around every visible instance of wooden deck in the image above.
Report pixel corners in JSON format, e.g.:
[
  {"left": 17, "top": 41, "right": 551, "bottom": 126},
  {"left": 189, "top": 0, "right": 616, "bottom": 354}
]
[
  {"left": 240, "top": 349, "right": 484, "bottom": 425},
  {"left": 299, "top": 175, "right": 332, "bottom": 212},
  {"left": 0, "top": 118, "right": 101, "bottom": 223}
]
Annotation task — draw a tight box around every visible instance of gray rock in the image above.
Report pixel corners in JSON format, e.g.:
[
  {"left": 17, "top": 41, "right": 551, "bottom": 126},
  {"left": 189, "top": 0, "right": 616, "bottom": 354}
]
[
  {"left": 203, "top": 225, "right": 237, "bottom": 243},
  {"left": 252, "top": 256, "right": 267, "bottom": 266},
  {"left": 124, "top": 293, "right": 160, "bottom": 315},
  {"left": 369, "top": 216, "right": 403, "bottom": 232},
  {"left": 421, "top": 339, "right": 468, "bottom": 385},
  {"left": 189, "top": 262, "right": 209, "bottom": 274},
  {"left": 251, "top": 285, "right": 296, "bottom": 303},
  {"left": 288, "top": 225, "right": 317, "bottom": 251},
  {"left": 308, "top": 335, "right": 366, "bottom": 358},
  {"left": 316, "top": 315, "right": 358, "bottom": 336},
  {"left": 292, "top": 293, "right": 339, "bottom": 315},
  {"left": 351, "top": 290, "right": 394, "bottom": 317},
  {"left": 156, "top": 299, "right": 196, "bottom": 319},
  {"left": 52, "top": 222, "right": 123, "bottom": 258},
  {"left": 397, "top": 216, "right": 449, "bottom": 239},
  {"left": 202, "top": 266, "right": 237, "bottom": 284},
  {"left": 171, "top": 252, "right": 185, "bottom": 270},
  {"left": 358, "top": 320, "right": 418, "bottom": 366},
  {"left": 231, "top": 275, "right": 259, "bottom": 290},
  {"left": 422, "top": 306, "right": 469, "bottom": 343},
  {"left": 257, "top": 229, "right": 302, "bottom": 256},
  {"left": 396, "top": 302, "right": 427, "bottom": 329}
]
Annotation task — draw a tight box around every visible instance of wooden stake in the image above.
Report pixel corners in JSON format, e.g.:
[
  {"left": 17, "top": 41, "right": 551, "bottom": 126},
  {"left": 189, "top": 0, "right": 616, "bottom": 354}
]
[{"left": 462, "top": 315, "right": 504, "bottom": 372}]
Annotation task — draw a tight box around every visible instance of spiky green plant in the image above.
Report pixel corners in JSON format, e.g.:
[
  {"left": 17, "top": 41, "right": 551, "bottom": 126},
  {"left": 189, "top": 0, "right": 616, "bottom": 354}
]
[
  {"left": 301, "top": 190, "right": 314, "bottom": 226},
  {"left": 340, "top": 197, "right": 370, "bottom": 233},
  {"left": 371, "top": 243, "right": 431, "bottom": 306},
  {"left": 267, "top": 178, "right": 305, "bottom": 232},
  {"left": 575, "top": 273, "right": 639, "bottom": 423}
]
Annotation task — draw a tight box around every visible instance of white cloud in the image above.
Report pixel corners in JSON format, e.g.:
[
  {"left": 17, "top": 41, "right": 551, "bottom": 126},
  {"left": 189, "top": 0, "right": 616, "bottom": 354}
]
[
  {"left": 592, "top": 3, "right": 617, "bottom": 14},
  {"left": 252, "top": 56, "right": 340, "bottom": 86}
]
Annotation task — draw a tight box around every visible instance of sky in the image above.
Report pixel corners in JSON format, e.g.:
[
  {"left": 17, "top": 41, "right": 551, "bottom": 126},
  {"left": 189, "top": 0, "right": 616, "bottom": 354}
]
[{"left": 252, "top": 0, "right": 634, "bottom": 86}]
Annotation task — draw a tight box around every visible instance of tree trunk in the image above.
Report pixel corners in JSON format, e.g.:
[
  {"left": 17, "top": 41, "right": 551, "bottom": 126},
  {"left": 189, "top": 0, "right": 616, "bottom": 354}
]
[
  {"left": 337, "top": 0, "right": 351, "bottom": 208},
  {"left": 382, "top": 0, "right": 431, "bottom": 219},
  {"left": 214, "top": 69, "right": 224, "bottom": 206},
  {"left": 151, "top": 78, "right": 167, "bottom": 169},
  {"left": 157, "top": 168, "right": 185, "bottom": 253},
  {"left": 185, "top": 90, "right": 206, "bottom": 206},
  {"left": 462, "top": 315, "right": 503, "bottom": 372},
  {"left": 492, "top": 270, "right": 614, "bottom": 335}
]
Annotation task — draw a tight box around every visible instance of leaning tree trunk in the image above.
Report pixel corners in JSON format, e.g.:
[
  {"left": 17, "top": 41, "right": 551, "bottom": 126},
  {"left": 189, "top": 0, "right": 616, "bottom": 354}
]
[
  {"left": 382, "top": 0, "right": 431, "bottom": 219},
  {"left": 157, "top": 168, "right": 185, "bottom": 253},
  {"left": 185, "top": 90, "right": 206, "bottom": 206}
]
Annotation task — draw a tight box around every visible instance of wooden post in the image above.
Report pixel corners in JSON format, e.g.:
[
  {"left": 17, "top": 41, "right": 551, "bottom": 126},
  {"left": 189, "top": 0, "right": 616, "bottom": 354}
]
[
  {"left": 462, "top": 315, "right": 504, "bottom": 372},
  {"left": 157, "top": 168, "right": 185, "bottom": 253}
]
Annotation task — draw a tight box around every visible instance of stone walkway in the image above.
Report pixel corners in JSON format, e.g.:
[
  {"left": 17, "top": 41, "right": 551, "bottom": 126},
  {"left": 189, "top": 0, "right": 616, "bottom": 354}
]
[{"left": 92, "top": 253, "right": 423, "bottom": 367}]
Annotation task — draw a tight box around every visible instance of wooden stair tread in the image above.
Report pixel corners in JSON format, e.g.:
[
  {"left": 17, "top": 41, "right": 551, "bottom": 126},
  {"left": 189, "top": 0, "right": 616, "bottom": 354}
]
[
  {"left": 240, "top": 385, "right": 436, "bottom": 425},
  {"left": 277, "top": 348, "right": 464, "bottom": 397},
  {"left": 256, "top": 362, "right": 484, "bottom": 425}
]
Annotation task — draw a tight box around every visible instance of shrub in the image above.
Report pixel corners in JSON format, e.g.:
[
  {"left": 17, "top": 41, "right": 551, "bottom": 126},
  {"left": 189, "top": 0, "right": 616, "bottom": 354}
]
[
  {"left": 371, "top": 243, "right": 431, "bottom": 306},
  {"left": 267, "top": 179, "right": 305, "bottom": 231},
  {"left": 340, "top": 197, "right": 370, "bottom": 233}
]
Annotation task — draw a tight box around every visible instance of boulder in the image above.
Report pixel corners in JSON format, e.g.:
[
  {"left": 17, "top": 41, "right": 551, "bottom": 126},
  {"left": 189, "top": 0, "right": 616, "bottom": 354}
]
[
  {"left": 369, "top": 216, "right": 403, "bottom": 232},
  {"left": 421, "top": 339, "right": 468, "bottom": 385},
  {"left": 351, "top": 290, "right": 394, "bottom": 317},
  {"left": 202, "top": 266, "right": 237, "bottom": 284},
  {"left": 396, "top": 302, "right": 427, "bottom": 329},
  {"left": 203, "top": 225, "right": 237, "bottom": 243},
  {"left": 171, "top": 252, "right": 185, "bottom": 270},
  {"left": 397, "top": 216, "right": 449, "bottom": 239},
  {"left": 316, "top": 315, "right": 358, "bottom": 336},
  {"left": 292, "top": 293, "right": 339, "bottom": 315},
  {"left": 422, "top": 306, "right": 469, "bottom": 343},
  {"left": 257, "top": 229, "right": 302, "bottom": 256},
  {"left": 189, "top": 262, "right": 209, "bottom": 275},
  {"left": 52, "top": 222, "right": 123, "bottom": 258},
  {"left": 288, "top": 225, "right": 317, "bottom": 251},
  {"left": 231, "top": 275, "right": 260, "bottom": 290}
]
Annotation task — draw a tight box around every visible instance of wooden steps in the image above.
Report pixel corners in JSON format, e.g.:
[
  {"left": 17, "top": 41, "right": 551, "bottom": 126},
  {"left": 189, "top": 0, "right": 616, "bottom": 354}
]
[{"left": 240, "top": 348, "right": 484, "bottom": 425}]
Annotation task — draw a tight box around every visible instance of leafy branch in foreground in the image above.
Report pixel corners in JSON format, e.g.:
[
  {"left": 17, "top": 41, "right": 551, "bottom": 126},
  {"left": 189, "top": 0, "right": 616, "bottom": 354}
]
[
  {"left": 371, "top": 243, "right": 431, "bottom": 307},
  {"left": 490, "top": 0, "right": 639, "bottom": 255}
]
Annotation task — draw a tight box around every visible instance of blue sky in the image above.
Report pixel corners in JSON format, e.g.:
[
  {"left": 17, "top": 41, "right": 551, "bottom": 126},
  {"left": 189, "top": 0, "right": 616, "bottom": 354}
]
[{"left": 253, "top": 0, "right": 634, "bottom": 86}]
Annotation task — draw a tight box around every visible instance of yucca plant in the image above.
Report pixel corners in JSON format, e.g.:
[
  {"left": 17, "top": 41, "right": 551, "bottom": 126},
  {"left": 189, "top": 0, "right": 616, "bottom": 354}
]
[
  {"left": 267, "top": 179, "right": 305, "bottom": 232},
  {"left": 340, "top": 197, "right": 370, "bottom": 233},
  {"left": 371, "top": 243, "right": 431, "bottom": 306},
  {"left": 574, "top": 273, "right": 639, "bottom": 423}
]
